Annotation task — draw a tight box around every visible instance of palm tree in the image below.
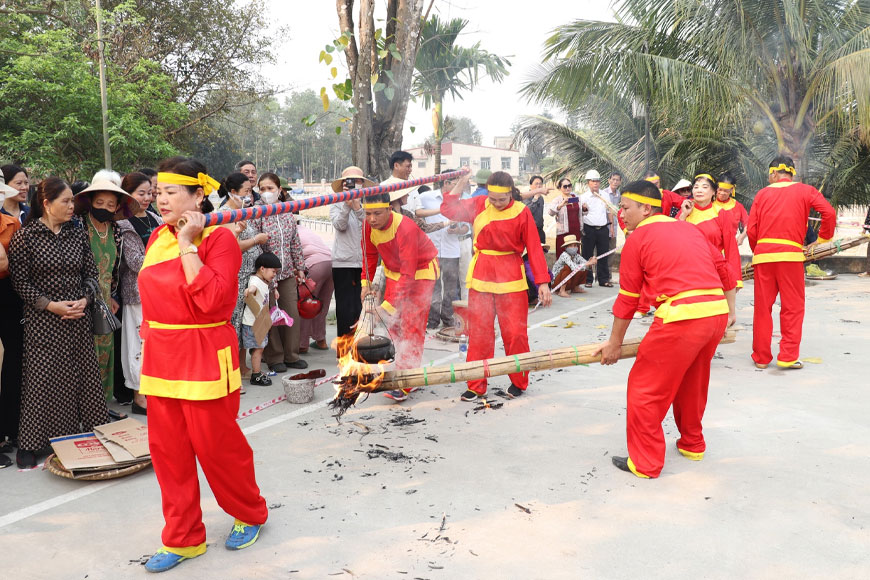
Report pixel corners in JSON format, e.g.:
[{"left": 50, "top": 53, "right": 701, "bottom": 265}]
[
  {"left": 413, "top": 15, "right": 510, "bottom": 174},
  {"left": 521, "top": 0, "right": 870, "bottom": 204}
]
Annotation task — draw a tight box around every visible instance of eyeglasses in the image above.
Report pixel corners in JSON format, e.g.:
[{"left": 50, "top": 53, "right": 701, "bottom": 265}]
[{"left": 561, "top": 184, "right": 573, "bottom": 189}]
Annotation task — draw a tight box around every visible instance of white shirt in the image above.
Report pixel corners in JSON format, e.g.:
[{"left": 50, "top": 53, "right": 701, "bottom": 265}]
[
  {"left": 381, "top": 175, "right": 418, "bottom": 211},
  {"left": 418, "top": 189, "right": 461, "bottom": 259},
  {"left": 580, "top": 190, "right": 610, "bottom": 227},
  {"left": 242, "top": 276, "right": 269, "bottom": 326}
]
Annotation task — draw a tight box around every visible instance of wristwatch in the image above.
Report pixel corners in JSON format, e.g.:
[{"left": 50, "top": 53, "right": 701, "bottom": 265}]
[{"left": 179, "top": 245, "right": 198, "bottom": 257}]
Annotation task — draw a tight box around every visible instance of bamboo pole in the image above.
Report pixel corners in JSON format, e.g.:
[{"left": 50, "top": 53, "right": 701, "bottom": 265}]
[
  {"left": 339, "top": 329, "right": 738, "bottom": 395},
  {"left": 741, "top": 235, "right": 870, "bottom": 280}
]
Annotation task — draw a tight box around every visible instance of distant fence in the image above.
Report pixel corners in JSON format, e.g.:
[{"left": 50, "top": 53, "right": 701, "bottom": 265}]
[{"left": 297, "top": 217, "right": 334, "bottom": 234}]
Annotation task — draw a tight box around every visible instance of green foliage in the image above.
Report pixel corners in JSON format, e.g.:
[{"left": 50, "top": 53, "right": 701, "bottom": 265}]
[
  {"left": 520, "top": 0, "right": 870, "bottom": 205},
  {"left": 0, "top": 22, "right": 184, "bottom": 179}
]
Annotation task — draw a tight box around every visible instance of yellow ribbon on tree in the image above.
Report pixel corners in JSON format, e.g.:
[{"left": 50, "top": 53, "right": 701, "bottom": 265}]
[
  {"left": 769, "top": 163, "right": 796, "bottom": 174},
  {"left": 487, "top": 185, "right": 511, "bottom": 193},
  {"left": 622, "top": 192, "right": 662, "bottom": 207},
  {"left": 158, "top": 172, "right": 221, "bottom": 195}
]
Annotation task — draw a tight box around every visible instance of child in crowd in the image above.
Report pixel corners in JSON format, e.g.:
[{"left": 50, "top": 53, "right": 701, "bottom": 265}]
[{"left": 243, "top": 252, "right": 281, "bottom": 386}]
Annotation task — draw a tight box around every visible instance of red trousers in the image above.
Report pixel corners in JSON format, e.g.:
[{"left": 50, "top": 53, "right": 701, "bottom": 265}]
[
  {"left": 752, "top": 261, "right": 804, "bottom": 366},
  {"left": 626, "top": 314, "right": 727, "bottom": 478},
  {"left": 466, "top": 289, "right": 530, "bottom": 394},
  {"left": 148, "top": 391, "right": 268, "bottom": 548},
  {"left": 386, "top": 278, "right": 435, "bottom": 371}
]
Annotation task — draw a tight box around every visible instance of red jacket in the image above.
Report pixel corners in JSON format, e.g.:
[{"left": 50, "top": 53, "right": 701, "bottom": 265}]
[
  {"left": 747, "top": 179, "right": 836, "bottom": 265},
  {"left": 614, "top": 215, "right": 735, "bottom": 323},
  {"left": 441, "top": 194, "right": 549, "bottom": 293},
  {"left": 685, "top": 203, "right": 742, "bottom": 286},
  {"left": 715, "top": 198, "right": 749, "bottom": 232}
]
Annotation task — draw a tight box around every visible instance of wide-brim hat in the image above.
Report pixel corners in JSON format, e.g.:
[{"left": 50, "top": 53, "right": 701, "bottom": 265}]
[
  {"left": 331, "top": 166, "right": 376, "bottom": 193},
  {"left": 673, "top": 179, "right": 692, "bottom": 191},
  {"left": 562, "top": 234, "right": 581, "bottom": 246},
  {"left": 74, "top": 180, "right": 139, "bottom": 221},
  {"left": 0, "top": 175, "right": 16, "bottom": 200}
]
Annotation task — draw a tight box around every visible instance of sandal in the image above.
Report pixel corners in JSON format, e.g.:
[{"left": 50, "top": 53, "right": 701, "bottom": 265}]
[
  {"left": 584, "top": 282, "right": 593, "bottom": 288},
  {"left": 107, "top": 409, "right": 128, "bottom": 421},
  {"left": 858, "top": 272, "right": 870, "bottom": 278},
  {"left": 600, "top": 282, "right": 614, "bottom": 287},
  {"left": 310, "top": 340, "right": 329, "bottom": 350}
]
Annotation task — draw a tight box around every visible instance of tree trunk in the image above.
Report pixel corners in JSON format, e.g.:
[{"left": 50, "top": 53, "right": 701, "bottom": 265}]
[
  {"left": 433, "top": 95, "right": 442, "bottom": 175},
  {"left": 338, "top": 0, "right": 424, "bottom": 181}
]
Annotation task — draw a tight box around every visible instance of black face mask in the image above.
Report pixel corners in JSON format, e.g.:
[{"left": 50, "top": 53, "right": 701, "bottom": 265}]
[{"left": 90, "top": 207, "right": 115, "bottom": 223}]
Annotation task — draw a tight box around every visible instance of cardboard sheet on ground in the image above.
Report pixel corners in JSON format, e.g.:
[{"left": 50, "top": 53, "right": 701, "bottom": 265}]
[{"left": 50, "top": 418, "right": 150, "bottom": 478}]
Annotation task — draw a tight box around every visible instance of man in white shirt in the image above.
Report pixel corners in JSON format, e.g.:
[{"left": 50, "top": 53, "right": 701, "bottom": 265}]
[
  {"left": 416, "top": 174, "right": 468, "bottom": 328},
  {"left": 579, "top": 169, "right": 613, "bottom": 287},
  {"left": 601, "top": 171, "right": 622, "bottom": 277},
  {"left": 380, "top": 151, "right": 418, "bottom": 211}
]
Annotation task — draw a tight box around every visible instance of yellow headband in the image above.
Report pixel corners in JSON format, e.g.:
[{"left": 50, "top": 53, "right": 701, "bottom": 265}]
[
  {"left": 695, "top": 173, "right": 715, "bottom": 182},
  {"left": 158, "top": 172, "right": 220, "bottom": 195},
  {"left": 769, "top": 163, "right": 796, "bottom": 174},
  {"left": 622, "top": 192, "right": 662, "bottom": 207},
  {"left": 487, "top": 185, "right": 511, "bottom": 194},
  {"left": 717, "top": 182, "right": 735, "bottom": 190},
  {"left": 363, "top": 202, "right": 390, "bottom": 209},
  {"left": 644, "top": 175, "right": 660, "bottom": 182}
]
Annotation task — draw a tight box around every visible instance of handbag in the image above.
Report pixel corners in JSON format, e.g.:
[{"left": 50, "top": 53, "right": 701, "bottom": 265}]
[
  {"left": 84, "top": 278, "right": 121, "bottom": 335},
  {"left": 297, "top": 278, "right": 322, "bottom": 319}
]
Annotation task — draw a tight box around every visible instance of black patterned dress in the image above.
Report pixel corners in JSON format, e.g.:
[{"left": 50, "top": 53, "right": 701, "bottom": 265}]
[{"left": 8, "top": 219, "right": 109, "bottom": 452}]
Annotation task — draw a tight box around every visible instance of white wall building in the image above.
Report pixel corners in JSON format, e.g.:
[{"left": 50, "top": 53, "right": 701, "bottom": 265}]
[{"left": 405, "top": 141, "right": 522, "bottom": 178}]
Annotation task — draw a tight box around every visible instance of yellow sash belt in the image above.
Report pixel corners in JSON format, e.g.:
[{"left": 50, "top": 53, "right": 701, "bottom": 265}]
[
  {"left": 757, "top": 237, "right": 802, "bottom": 249},
  {"left": 148, "top": 321, "right": 228, "bottom": 330},
  {"left": 466, "top": 248, "right": 515, "bottom": 286},
  {"left": 654, "top": 288, "right": 728, "bottom": 324}
]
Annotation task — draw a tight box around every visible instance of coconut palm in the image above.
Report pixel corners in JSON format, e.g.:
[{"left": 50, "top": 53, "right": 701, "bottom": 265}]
[
  {"left": 413, "top": 15, "right": 510, "bottom": 174},
  {"left": 520, "top": 0, "right": 870, "bottom": 204}
]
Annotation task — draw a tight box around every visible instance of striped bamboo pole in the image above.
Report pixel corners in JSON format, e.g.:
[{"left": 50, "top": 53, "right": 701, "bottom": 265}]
[
  {"left": 192, "top": 168, "right": 470, "bottom": 228},
  {"left": 741, "top": 235, "right": 870, "bottom": 280}
]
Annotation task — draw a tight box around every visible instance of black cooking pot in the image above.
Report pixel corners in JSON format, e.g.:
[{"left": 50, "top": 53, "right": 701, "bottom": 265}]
[{"left": 354, "top": 335, "right": 395, "bottom": 363}]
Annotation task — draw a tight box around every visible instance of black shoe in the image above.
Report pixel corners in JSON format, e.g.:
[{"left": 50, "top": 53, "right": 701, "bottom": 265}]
[
  {"left": 460, "top": 389, "right": 481, "bottom": 402},
  {"left": 132, "top": 402, "right": 147, "bottom": 416},
  {"left": 427, "top": 322, "right": 439, "bottom": 330},
  {"left": 16, "top": 449, "right": 36, "bottom": 469},
  {"left": 506, "top": 384, "right": 524, "bottom": 398},
  {"left": 250, "top": 372, "right": 272, "bottom": 386},
  {"left": 612, "top": 455, "right": 631, "bottom": 473},
  {"left": 0, "top": 454, "right": 12, "bottom": 469},
  {"left": 269, "top": 362, "right": 288, "bottom": 373},
  {"left": 107, "top": 408, "right": 128, "bottom": 421},
  {"left": 286, "top": 359, "right": 308, "bottom": 369}
]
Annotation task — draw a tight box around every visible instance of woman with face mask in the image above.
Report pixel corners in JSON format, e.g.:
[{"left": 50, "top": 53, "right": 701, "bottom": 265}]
[
  {"left": 221, "top": 172, "right": 269, "bottom": 381},
  {"left": 254, "top": 173, "right": 307, "bottom": 371},
  {"left": 73, "top": 180, "right": 138, "bottom": 406}
]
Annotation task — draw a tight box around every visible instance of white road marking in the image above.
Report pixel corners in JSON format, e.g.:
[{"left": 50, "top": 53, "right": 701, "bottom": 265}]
[{"left": 0, "top": 294, "right": 617, "bottom": 528}]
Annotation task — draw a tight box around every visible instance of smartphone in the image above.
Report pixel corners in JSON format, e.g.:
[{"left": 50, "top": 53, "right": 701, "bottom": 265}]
[{"left": 567, "top": 197, "right": 579, "bottom": 204}]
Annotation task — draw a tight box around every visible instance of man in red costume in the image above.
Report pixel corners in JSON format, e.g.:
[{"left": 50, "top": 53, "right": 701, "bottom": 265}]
[
  {"left": 746, "top": 155, "right": 836, "bottom": 369},
  {"left": 441, "top": 171, "right": 551, "bottom": 401},
  {"left": 361, "top": 192, "right": 438, "bottom": 402},
  {"left": 595, "top": 179, "right": 736, "bottom": 479}
]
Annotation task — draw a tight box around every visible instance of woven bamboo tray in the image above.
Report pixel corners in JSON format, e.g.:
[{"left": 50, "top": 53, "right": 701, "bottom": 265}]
[{"left": 45, "top": 453, "right": 152, "bottom": 481}]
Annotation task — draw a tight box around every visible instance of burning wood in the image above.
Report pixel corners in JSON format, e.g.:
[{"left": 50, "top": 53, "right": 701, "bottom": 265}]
[
  {"left": 329, "top": 329, "right": 738, "bottom": 415},
  {"left": 742, "top": 235, "right": 869, "bottom": 280}
]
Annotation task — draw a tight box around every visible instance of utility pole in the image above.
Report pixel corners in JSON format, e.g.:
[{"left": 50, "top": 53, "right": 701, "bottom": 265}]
[
  {"left": 95, "top": 0, "right": 112, "bottom": 169},
  {"left": 642, "top": 42, "right": 651, "bottom": 175}
]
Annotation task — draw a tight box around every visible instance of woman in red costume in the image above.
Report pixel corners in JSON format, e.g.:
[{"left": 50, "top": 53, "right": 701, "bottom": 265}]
[
  {"left": 139, "top": 157, "right": 268, "bottom": 573},
  {"left": 713, "top": 171, "right": 749, "bottom": 247},
  {"left": 678, "top": 173, "right": 742, "bottom": 291},
  {"left": 441, "top": 171, "right": 552, "bottom": 402}
]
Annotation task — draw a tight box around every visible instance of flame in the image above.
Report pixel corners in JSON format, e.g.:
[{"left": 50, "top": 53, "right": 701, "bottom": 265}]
[{"left": 331, "top": 333, "right": 390, "bottom": 401}]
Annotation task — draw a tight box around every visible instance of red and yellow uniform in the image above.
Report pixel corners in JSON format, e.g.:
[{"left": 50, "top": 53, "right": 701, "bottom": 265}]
[
  {"left": 615, "top": 215, "right": 734, "bottom": 478},
  {"left": 362, "top": 212, "right": 438, "bottom": 371},
  {"left": 714, "top": 197, "right": 749, "bottom": 234},
  {"left": 746, "top": 178, "right": 835, "bottom": 367},
  {"left": 685, "top": 202, "right": 742, "bottom": 288},
  {"left": 139, "top": 225, "right": 267, "bottom": 555},
  {"left": 441, "top": 194, "right": 550, "bottom": 394}
]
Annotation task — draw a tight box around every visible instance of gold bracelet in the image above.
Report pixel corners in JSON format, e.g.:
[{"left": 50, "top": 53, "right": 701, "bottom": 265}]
[{"left": 179, "top": 245, "right": 198, "bottom": 257}]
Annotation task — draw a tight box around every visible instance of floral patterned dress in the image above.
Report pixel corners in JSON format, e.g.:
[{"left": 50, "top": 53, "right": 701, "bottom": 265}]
[
  {"left": 231, "top": 220, "right": 263, "bottom": 337},
  {"left": 86, "top": 217, "right": 120, "bottom": 399}
]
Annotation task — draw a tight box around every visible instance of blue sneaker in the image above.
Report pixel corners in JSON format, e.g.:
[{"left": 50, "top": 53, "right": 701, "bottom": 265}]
[
  {"left": 144, "top": 545, "right": 205, "bottom": 573},
  {"left": 225, "top": 520, "right": 262, "bottom": 550}
]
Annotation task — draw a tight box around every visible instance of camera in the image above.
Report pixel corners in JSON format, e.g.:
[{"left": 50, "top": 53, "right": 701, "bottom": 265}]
[{"left": 344, "top": 178, "right": 358, "bottom": 190}]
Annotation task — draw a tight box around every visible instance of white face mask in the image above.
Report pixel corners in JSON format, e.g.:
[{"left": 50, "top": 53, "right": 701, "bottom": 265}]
[
  {"left": 260, "top": 190, "right": 279, "bottom": 204},
  {"left": 230, "top": 193, "right": 253, "bottom": 207},
  {"left": 208, "top": 191, "right": 222, "bottom": 206},
  {"left": 566, "top": 246, "right": 579, "bottom": 256}
]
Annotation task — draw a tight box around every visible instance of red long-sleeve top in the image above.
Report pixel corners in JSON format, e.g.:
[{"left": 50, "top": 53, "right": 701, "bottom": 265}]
[
  {"left": 614, "top": 215, "right": 735, "bottom": 323},
  {"left": 138, "top": 225, "right": 242, "bottom": 400},
  {"left": 747, "top": 178, "right": 836, "bottom": 265},
  {"left": 441, "top": 194, "right": 550, "bottom": 293},
  {"left": 714, "top": 198, "right": 749, "bottom": 232},
  {"left": 362, "top": 211, "right": 438, "bottom": 314},
  {"left": 685, "top": 203, "right": 742, "bottom": 287}
]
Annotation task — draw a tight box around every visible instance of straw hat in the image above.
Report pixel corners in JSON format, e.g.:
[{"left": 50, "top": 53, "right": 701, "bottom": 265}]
[
  {"left": 672, "top": 179, "right": 692, "bottom": 191},
  {"left": 0, "top": 175, "right": 16, "bottom": 201},
  {"left": 74, "top": 180, "right": 139, "bottom": 220},
  {"left": 561, "top": 235, "right": 581, "bottom": 246},
  {"left": 331, "top": 166, "right": 376, "bottom": 193}
]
